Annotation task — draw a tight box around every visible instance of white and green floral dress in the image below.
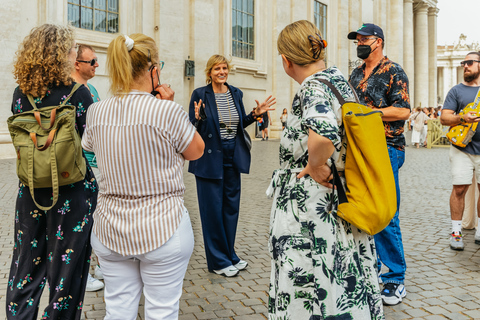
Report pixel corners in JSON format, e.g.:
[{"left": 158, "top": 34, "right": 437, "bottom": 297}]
[{"left": 267, "top": 67, "right": 384, "bottom": 320}]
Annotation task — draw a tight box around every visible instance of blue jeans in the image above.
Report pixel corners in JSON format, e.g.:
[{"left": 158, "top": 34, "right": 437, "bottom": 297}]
[{"left": 374, "top": 145, "right": 406, "bottom": 285}]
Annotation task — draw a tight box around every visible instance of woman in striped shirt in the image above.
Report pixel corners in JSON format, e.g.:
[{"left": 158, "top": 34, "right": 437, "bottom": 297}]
[
  {"left": 188, "top": 54, "right": 276, "bottom": 277},
  {"left": 82, "top": 34, "right": 204, "bottom": 320}
]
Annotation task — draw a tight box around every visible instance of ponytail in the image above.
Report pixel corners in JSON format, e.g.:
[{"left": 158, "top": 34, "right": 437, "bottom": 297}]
[{"left": 107, "top": 33, "right": 159, "bottom": 94}]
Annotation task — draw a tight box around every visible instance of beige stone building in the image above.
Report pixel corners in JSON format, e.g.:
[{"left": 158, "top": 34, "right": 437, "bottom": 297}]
[
  {"left": 0, "top": 0, "right": 439, "bottom": 158},
  {"left": 437, "top": 34, "right": 480, "bottom": 105}
]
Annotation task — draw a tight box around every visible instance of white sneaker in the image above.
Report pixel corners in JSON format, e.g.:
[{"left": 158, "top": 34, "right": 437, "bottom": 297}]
[
  {"left": 381, "top": 283, "right": 406, "bottom": 305},
  {"left": 234, "top": 260, "right": 248, "bottom": 271},
  {"left": 213, "top": 265, "right": 239, "bottom": 277},
  {"left": 86, "top": 273, "right": 104, "bottom": 292},
  {"left": 94, "top": 265, "right": 104, "bottom": 280}
]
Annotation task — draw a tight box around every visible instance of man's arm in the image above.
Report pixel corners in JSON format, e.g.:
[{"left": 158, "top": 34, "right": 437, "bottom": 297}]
[
  {"left": 371, "top": 106, "right": 411, "bottom": 121},
  {"left": 440, "top": 109, "right": 480, "bottom": 126}
]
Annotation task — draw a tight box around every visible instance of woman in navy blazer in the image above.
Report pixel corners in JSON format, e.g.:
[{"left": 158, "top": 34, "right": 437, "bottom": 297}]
[{"left": 189, "top": 54, "right": 275, "bottom": 277}]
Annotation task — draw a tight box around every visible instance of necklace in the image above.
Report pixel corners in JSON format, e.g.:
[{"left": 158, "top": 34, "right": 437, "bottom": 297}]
[{"left": 215, "top": 91, "right": 234, "bottom": 134}]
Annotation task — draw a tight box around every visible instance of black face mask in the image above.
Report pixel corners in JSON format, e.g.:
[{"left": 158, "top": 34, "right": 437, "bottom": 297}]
[
  {"left": 357, "top": 45, "right": 372, "bottom": 60},
  {"left": 356, "top": 41, "right": 378, "bottom": 60},
  {"left": 150, "top": 65, "right": 161, "bottom": 96}
]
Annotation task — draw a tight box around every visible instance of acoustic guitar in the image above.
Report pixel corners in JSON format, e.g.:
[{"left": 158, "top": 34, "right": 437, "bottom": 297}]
[{"left": 446, "top": 88, "right": 480, "bottom": 148}]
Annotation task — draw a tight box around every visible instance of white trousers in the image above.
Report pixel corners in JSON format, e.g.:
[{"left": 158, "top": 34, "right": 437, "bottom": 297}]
[{"left": 91, "top": 210, "right": 194, "bottom": 320}]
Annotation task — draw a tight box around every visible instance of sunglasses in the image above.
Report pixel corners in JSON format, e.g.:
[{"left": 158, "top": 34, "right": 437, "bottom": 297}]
[
  {"left": 460, "top": 60, "right": 480, "bottom": 67},
  {"left": 76, "top": 58, "right": 98, "bottom": 66}
]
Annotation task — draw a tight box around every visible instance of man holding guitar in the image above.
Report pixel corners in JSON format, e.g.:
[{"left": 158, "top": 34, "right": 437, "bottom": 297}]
[{"left": 440, "top": 51, "right": 480, "bottom": 250}]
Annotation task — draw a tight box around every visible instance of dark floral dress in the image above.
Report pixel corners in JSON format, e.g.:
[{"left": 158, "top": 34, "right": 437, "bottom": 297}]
[
  {"left": 7, "top": 83, "right": 98, "bottom": 320},
  {"left": 267, "top": 67, "right": 384, "bottom": 319}
]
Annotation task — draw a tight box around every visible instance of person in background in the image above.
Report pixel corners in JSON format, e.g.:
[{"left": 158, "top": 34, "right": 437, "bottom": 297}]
[
  {"left": 260, "top": 110, "right": 272, "bottom": 140},
  {"left": 440, "top": 52, "right": 480, "bottom": 251},
  {"left": 409, "top": 107, "right": 429, "bottom": 148},
  {"left": 268, "top": 20, "right": 383, "bottom": 319},
  {"left": 82, "top": 33, "right": 204, "bottom": 319},
  {"left": 348, "top": 23, "right": 411, "bottom": 306},
  {"left": 189, "top": 54, "right": 276, "bottom": 277},
  {"left": 71, "top": 44, "right": 104, "bottom": 292},
  {"left": 7, "top": 23, "right": 98, "bottom": 320},
  {"left": 280, "top": 108, "right": 288, "bottom": 130}
]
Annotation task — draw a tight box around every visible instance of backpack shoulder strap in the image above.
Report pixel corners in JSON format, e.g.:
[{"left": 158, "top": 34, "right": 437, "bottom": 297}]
[
  {"left": 26, "top": 95, "right": 39, "bottom": 111},
  {"left": 60, "top": 83, "right": 83, "bottom": 107},
  {"left": 318, "top": 78, "right": 360, "bottom": 105},
  {"left": 318, "top": 79, "right": 346, "bottom": 105}
]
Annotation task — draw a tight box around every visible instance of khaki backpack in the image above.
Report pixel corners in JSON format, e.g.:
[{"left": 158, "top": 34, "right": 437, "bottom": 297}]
[
  {"left": 7, "top": 84, "right": 86, "bottom": 211},
  {"left": 319, "top": 79, "right": 397, "bottom": 235}
]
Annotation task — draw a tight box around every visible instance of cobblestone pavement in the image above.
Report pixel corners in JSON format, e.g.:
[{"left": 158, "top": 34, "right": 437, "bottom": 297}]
[{"left": 1, "top": 139, "right": 480, "bottom": 319}]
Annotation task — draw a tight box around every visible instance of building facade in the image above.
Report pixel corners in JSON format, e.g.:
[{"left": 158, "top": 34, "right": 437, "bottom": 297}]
[
  {"left": 0, "top": 0, "right": 439, "bottom": 158},
  {"left": 437, "top": 34, "right": 480, "bottom": 105}
]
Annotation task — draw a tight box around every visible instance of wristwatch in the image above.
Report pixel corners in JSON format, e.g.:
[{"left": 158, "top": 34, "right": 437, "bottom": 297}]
[{"left": 460, "top": 115, "right": 466, "bottom": 123}]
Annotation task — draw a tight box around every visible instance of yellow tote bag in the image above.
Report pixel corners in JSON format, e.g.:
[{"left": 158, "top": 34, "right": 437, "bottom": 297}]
[{"left": 320, "top": 79, "right": 397, "bottom": 235}]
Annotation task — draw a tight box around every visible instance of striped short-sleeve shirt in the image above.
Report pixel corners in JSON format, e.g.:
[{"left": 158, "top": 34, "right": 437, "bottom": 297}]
[{"left": 82, "top": 91, "right": 196, "bottom": 255}]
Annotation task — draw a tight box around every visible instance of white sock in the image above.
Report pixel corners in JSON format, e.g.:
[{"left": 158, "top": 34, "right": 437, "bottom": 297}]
[
  {"left": 476, "top": 219, "right": 480, "bottom": 235},
  {"left": 452, "top": 220, "right": 462, "bottom": 234}
]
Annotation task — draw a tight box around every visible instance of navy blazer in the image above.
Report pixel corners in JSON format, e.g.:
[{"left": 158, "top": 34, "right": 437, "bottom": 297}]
[{"left": 188, "top": 83, "right": 256, "bottom": 179}]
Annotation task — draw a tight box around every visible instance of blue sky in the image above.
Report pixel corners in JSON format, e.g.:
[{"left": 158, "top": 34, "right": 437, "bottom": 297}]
[{"left": 437, "top": 0, "right": 480, "bottom": 46}]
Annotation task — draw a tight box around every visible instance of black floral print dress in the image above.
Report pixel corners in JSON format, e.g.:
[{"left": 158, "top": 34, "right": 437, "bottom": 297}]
[
  {"left": 267, "top": 67, "right": 384, "bottom": 319},
  {"left": 6, "top": 83, "right": 98, "bottom": 320}
]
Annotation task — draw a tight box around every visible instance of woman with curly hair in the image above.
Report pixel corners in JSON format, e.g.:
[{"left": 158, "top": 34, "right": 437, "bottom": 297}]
[{"left": 6, "top": 24, "right": 98, "bottom": 320}]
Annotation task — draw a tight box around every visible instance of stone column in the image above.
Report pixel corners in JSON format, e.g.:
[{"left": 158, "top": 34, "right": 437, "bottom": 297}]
[
  {"left": 336, "top": 0, "right": 349, "bottom": 73},
  {"left": 387, "top": 0, "right": 403, "bottom": 66},
  {"left": 403, "top": 0, "right": 414, "bottom": 108},
  {"left": 414, "top": 2, "right": 429, "bottom": 109},
  {"left": 428, "top": 7, "right": 439, "bottom": 107},
  {"left": 443, "top": 65, "right": 452, "bottom": 103},
  {"left": 437, "top": 67, "right": 444, "bottom": 104}
]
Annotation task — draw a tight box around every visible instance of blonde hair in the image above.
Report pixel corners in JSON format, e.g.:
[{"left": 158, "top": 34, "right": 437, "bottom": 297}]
[
  {"left": 204, "top": 55, "right": 232, "bottom": 84},
  {"left": 277, "top": 20, "right": 326, "bottom": 66},
  {"left": 107, "top": 33, "right": 159, "bottom": 94},
  {"left": 13, "top": 24, "right": 75, "bottom": 98}
]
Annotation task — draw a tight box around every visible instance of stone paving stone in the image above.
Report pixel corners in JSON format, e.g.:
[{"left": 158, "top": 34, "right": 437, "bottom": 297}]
[
  {"left": 444, "top": 313, "right": 472, "bottom": 320},
  {"left": 404, "top": 308, "right": 431, "bottom": 318}
]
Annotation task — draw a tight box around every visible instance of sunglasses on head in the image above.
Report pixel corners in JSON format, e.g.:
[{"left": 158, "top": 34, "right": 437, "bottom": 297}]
[
  {"left": 460, "top": 60, "right": 480, "bottom": 67},
  {"left": 76, "top": 58, "right": 98, "bottom": 66}
]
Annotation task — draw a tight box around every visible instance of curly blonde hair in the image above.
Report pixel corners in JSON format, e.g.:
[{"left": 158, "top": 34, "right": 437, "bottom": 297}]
[{"left": 13, "top": 24, "right": 75, "bottom": 98}]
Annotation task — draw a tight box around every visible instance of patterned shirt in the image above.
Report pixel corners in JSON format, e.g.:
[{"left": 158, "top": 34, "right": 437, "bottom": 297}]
[
  {"left": 280, "top": 66, "right": 353, "bottom": 170},
  {"left": 349, "top": 56, "right": 411, "bottom": 150},
  {"left": 82, "top": 91, "right": 196, "bottom": 255}
]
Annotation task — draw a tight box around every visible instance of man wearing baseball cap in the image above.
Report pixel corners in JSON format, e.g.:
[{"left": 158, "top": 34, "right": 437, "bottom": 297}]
[{"left": 348, "top": 23, "right": 411, "bottom": 306}]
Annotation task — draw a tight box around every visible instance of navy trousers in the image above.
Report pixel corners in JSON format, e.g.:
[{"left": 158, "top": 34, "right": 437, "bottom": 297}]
[{"left": 195, "top": 138, "right": 241, "bottom": 271}]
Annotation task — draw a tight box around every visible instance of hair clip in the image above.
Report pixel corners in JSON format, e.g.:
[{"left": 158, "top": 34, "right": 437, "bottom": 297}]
[
  {"left": 308, "top": 33, "right": 328, "bottom": 60},
  {"left": 124, "top": 35, "right": 134, "bottom": 51}
]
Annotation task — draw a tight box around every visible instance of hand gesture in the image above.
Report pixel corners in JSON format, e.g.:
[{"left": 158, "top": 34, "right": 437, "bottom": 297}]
[
  {"left": 153, "top": 84, "right": 175, "bottom": 101},
  {"left": 297, "top": 163, "right": 334, "bottom": 189},
  {"left": 254, "top": 95, "right": 276, "bottom": 116},
  {"left": 194, "top": 99, "right": 205, "bottom": 120},
  {"left": 464, "top": 111, "right": 480, "bottom": 123}
]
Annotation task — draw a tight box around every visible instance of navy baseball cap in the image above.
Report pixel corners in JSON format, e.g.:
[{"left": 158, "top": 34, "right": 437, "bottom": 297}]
[{"left": 347, "top": 23, "right": 384, "bottom": 40}]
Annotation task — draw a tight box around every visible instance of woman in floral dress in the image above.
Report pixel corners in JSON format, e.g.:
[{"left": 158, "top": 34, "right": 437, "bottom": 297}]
[
  {"left": 267, "top": 20, "right": 384, "bottom": 319},
  {"left": 6, "top": 24, "right": 98, "bottom": 320}
]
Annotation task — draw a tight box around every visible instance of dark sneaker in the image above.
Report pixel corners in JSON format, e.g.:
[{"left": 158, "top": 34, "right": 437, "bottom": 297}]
[
  {"left": 450, "top": 232, "right": 464, "bottom": 250},
  {"left": 381, "top": 283, "right": 406, "bottom": 305},
  {"left": 475, "top": 233, "right": 480, "bottom": 245}
]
